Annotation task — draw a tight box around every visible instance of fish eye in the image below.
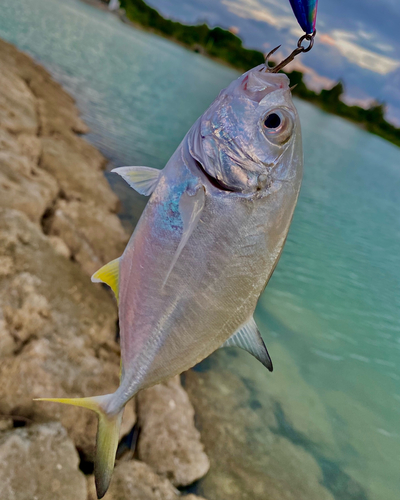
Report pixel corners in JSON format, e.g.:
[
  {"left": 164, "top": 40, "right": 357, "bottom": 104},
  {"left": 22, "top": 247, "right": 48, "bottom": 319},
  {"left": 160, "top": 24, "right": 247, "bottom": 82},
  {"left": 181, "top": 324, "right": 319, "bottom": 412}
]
[
  {"left": 262, "top": 108, "right": 293, "bottom": 144},
  {"left": 264, "top": 113, "right": 281, "bottom": 129}
]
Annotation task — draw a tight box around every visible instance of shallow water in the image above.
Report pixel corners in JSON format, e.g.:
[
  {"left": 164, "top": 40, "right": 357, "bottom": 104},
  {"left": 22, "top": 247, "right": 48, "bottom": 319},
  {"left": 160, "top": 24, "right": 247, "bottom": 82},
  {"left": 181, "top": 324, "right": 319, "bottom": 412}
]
[{"left": 1, "top": 1, "right": 400, "bottom": 498}]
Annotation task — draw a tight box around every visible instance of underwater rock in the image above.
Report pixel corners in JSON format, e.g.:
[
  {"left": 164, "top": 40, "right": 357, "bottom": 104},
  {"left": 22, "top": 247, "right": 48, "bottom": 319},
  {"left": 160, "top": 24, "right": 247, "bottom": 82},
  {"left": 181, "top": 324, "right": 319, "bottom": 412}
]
[
  {"left": 0, "top": 422, "right": 87, "bottom": 500},
  {"left": 183, "top": 361, "right": 336, "bottom": 500},
  {"left": 87, "top": 460, "right": 208, "bottom": 500},
  {"left": 137, "top": 375, "right": 210, "bottom": 487}
]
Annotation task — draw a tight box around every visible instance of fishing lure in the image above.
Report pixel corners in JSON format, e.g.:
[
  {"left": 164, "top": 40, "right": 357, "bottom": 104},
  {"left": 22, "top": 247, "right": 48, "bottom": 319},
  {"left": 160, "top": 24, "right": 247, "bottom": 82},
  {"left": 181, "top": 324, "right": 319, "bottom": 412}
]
[{"left": 289, "top": 0, "right": 318, "bottom": 34}]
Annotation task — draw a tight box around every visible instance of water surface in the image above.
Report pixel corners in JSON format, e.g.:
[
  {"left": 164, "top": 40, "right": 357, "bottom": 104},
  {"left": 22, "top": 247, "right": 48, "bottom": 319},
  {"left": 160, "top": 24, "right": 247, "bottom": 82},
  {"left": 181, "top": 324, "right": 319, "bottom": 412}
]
[{"left": 1, "top": 1, "right": 399, "bottom": 499}]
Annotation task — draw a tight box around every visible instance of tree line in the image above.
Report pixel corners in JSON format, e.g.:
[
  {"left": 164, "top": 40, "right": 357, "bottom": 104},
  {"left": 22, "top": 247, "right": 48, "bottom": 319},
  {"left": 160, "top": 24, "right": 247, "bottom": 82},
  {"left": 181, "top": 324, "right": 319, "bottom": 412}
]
[{"left": 114, "top": 0, "right": 400, "bottom": 147}]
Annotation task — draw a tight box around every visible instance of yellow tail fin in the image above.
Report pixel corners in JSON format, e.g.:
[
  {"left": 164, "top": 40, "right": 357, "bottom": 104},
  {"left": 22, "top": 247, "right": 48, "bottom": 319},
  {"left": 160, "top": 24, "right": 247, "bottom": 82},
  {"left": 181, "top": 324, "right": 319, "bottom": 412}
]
[{"left": 34, "top": 395, "right": 123, "bottom": 499}]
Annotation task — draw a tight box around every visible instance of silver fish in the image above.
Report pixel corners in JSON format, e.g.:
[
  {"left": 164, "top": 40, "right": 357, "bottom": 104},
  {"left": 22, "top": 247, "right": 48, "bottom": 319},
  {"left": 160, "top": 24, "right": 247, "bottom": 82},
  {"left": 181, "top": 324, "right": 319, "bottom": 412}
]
[{"left": 37, "top": 65, "right": 303, "bottom": 498}]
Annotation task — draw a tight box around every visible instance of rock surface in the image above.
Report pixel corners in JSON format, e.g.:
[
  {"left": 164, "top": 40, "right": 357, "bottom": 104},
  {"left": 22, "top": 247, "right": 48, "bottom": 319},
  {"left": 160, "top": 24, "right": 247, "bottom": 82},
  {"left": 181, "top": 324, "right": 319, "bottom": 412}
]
[
  {"left": 87, "top": 460, "right": 208, "bottom": 500},
  {"left": 137, "top": 376, "right": 210, "bottom": 487},
  {"left": 0, "top": 36, "right": 208, "bottom": 499},
  {"left": 0, "top": 422, "right": 87, "bottom": 500},
  {"left": 0, "top": 38, "right": 131, "bottom": 459},
  {"left": 0, "top": 208, "right": 122, "bottom": 459},
  {"left": 0, "top": 38, "right": 128, "bottom": 275}
]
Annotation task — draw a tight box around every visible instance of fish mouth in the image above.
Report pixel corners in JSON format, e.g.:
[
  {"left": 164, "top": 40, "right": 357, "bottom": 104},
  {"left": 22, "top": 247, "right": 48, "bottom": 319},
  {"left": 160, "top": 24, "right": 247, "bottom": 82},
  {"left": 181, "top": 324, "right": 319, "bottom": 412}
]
[{"left": 192, "top": 158, "right": 237, "bottom": 193}]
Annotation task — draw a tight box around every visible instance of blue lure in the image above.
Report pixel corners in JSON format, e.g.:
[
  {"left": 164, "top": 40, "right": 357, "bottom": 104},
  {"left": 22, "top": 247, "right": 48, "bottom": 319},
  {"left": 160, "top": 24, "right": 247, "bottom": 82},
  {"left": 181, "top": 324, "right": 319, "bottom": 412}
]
[{"left": 289, "top": 0, "right": 318, "bottom": 34}]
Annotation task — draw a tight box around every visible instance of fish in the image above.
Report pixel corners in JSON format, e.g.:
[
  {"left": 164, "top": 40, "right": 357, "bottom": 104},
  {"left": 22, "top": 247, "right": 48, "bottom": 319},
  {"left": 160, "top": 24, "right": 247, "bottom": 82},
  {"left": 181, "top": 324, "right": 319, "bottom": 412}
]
[{"left": 36, "top": 64, "right": 303, "bottom": 498}]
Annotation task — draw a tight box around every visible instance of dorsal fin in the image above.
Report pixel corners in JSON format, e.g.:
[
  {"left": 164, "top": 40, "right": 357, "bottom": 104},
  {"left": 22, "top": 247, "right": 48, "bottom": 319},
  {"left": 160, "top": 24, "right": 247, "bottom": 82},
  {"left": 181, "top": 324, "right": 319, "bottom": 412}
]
[
  {"left": 220, "top": 317, "right": 273, "bottom": 372},
  {"left": 112, "top": 166, "right": 160, "bottom": 196},
  {"left": 163, "top": 185, "right": 205, "bottom": 287},
  {"left": 91, "top": 257, "right": 120, "bottom": 301}
]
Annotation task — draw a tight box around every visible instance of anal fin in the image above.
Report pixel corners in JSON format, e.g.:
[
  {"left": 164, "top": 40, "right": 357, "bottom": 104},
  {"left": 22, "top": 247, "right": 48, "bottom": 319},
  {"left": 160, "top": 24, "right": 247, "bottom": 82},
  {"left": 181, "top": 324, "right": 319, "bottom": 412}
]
[
  {"left": 112, "top": 166, "right": 160, "bottom": 196},
  {"left": 221, "top": 317, "right": 273, "bottom": 372}
]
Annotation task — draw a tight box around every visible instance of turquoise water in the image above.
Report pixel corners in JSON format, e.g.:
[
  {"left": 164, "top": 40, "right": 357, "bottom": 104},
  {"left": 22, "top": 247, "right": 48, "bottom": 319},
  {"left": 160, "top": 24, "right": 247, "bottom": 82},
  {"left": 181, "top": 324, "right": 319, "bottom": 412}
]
[{"left": 1, "top": 1, "right": 399, "bottom": 499}]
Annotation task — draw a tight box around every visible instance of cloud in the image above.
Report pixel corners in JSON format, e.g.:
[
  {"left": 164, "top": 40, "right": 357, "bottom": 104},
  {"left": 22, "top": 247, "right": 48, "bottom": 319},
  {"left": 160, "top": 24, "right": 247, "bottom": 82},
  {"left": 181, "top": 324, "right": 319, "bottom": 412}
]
[
  {"left": 324, "top": 30, "right": 399, "bottom": 75},
  {"left": 282, "top": 57, "right": 336, "bottom": 92},
  {"left": 319, "top": 34, "right": 335, "bottom": 47},
  {"left": 220, "top": 1, "right": 400, "bottom": 76},
  {"left": 221, "top": 0, "right": 300, "bottom": 35},
  {"left": 147, "top": 0, "right": 400, "bottom": 122}
]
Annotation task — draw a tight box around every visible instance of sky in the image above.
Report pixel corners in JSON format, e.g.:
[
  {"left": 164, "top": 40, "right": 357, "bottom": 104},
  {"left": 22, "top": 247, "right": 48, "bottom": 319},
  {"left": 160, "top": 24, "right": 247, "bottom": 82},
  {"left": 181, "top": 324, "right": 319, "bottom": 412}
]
[{"left": 146, "top": 0, "right": 400, "bottom": 125}]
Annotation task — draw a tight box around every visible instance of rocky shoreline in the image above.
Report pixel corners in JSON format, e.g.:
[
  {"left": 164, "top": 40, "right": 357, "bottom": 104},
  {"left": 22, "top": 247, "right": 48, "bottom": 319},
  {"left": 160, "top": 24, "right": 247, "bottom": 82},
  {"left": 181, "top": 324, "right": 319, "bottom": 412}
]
[{"left": 0, "top": 38, "right": 208, "bottom": 499}]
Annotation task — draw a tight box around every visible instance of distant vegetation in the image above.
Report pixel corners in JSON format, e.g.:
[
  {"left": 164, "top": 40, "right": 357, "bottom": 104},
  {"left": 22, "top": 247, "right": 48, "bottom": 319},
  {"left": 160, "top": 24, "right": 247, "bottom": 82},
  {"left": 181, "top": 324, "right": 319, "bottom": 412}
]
[
  {"left": 118, "top": 0, "right": 265, "bottom": 68},
  {"left": 288, "top": 73, "right": 400, "bottom": 147},
  {"left": 111, "top": 0, "right": 400, "bottom": 147}
]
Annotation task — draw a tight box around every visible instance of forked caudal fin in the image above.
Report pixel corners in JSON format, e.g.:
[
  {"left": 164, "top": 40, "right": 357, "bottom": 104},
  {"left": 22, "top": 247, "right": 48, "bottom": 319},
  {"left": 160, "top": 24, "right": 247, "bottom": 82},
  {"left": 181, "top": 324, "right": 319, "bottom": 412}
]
[{"left": 34, "top": 394, "right": 123, "bottom": 499}]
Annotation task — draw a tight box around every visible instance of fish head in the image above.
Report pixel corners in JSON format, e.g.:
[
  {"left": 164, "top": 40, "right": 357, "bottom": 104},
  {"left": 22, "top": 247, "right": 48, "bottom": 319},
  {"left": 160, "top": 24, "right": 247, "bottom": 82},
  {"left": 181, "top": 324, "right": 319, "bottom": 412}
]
[{"left": 189, "top": 65, "right": 303, "bottom": 195}]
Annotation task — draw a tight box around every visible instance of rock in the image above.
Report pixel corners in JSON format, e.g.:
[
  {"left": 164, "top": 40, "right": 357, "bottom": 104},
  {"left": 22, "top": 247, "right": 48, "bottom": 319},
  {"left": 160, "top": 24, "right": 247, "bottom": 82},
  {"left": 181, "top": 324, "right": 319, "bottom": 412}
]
[
  {"left": 182, "top": 496, "right": 208, "bottom": 500},
  {"left": 0, "top": 37, "right": 208, "bottom": 498},
  {"left": 0, "top": 65, "right": 38, "bottom": 135},
  {"left": 0, "top": 418, "right": 13, "bottom": 432},
  {"left": 40, "top": 134, "right": 118, "bottom": 211},
  {"left": 0, "top": 38, "right": 128, "bottom": 270},
  {"left": 48, "top": 235, "right": 72, "bottom": 259},
  {"left": 87, "top": 460, "right": 208, "bottom": 500},
  {"left": 183, "top": 360, "right": 336, "bottom": 500},
  {"left": 0, "top": 422, "right": 87, "bottom": 500},
  {"left": 0, "top": 39, "right": 131, "bottom": 456},
  {"left": 0, "top": 128, "right": 59, "bottom": 224},
  {"left": 137, "top": 376, "right": 210, "bottom": 487},
  {"left": 120, "top": 398, "right": 137, "bottom": 440},
  {"left": 0, "top": 208, "right": 121, "bottom": 459},
  {"left": 47, "top": 198, "right": 128, "bottom": 276}
]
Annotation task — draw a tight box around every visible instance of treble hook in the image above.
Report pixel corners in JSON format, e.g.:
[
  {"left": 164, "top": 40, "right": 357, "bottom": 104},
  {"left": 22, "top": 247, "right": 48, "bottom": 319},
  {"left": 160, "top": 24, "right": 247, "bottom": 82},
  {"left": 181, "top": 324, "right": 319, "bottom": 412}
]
[{"left": 265, "top": 31, "right": 316, "bottom": 73}]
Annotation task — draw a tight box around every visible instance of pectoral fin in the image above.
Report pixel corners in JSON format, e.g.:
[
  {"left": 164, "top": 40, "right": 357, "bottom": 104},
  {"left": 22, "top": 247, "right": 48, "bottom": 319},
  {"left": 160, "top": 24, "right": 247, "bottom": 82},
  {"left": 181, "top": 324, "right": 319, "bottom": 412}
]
[
  {"left": 163, "top": 185, "right": 205, "bottom": 287},
  {"left": 91, "top": 258, "right": 120, "bottom": 302},
  {"left": 221, "top": 317, "right": 273, "bottom": 371},
  {"left": 112, "top": 166, "right": 160, "bottom": 196}
]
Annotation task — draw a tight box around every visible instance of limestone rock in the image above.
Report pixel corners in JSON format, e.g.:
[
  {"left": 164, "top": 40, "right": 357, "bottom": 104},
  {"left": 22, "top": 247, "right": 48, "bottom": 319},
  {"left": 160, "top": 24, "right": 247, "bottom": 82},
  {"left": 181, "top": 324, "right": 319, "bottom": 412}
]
[
  {"left": 0, "top": 130, "right": 59, "bottom": 224},
  {"left": 137, "top": 376, "right": 210, "bottom": 487},
  {"left": 0, "top": 422, "right": 87, "bottom": 500},
  {"left": 87, "top": 460, "right": 208, "bottom": 500},
  {"left": 0, "top": 65, "right": 38, "bottom": 135},
  {"left": 48, "top": 235, "right": 72, "bottom": 259},
  {"left": 40, "top": 134, "right": 118, "bottom": 211},
  {"left": 47, "top": 198, "right": 128, "bottom": 276},
  {"left": 0, "top": 208, "right": 120, "bottom": 459},
  {"left": 0, "top": 38, "right": 128, "bottom": 269}
]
